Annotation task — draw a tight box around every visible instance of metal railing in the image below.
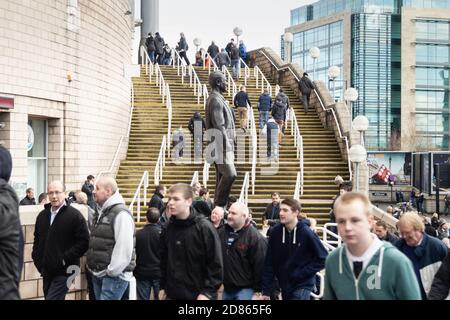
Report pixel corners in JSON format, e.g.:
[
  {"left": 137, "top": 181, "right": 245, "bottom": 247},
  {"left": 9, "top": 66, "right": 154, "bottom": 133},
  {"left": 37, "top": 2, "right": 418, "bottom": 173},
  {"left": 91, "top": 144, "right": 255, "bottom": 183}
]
[
  {"left": 310, "top": 272, "right": 325, "bottom": 300},
  {"left": 129, "top": 171, "right": 149, "bottom": 224},
  {"left": 254, "top": 65, "right": 272, "bottom": 95},
  {"left": 140, "top": 46, "right": 154, "bottom": 82},
  {"left": 154, "top": 135, "right": 167, "bottom": 185},
  {"left": 172, "top": 49, "right": 187, "bottom": 83},
  {"left": 290, "top": 108, "right": 304, "bottom": 197},
  {"left": 321, "top": 222, "right": 342, "bottom": 249},
  {"left": 248, "top": 105, "right": 257, "bottom": 195},
  {"left": 222, "top": 65, "right": 238, "bottom": 98},
  {"left": 202, "top": 161, "right": 211, "bottom": 187},
  {"left": 166, "top": 83, "right": 173, "bottom": 155},
  {"left": 259, "top": 49, "right": 300, "bottom": 82},
  {"left": 203, "top": 52, "right": 219, "bottom": 74},
  {"left": 203, "top": 84, "right": 209, "bottom": 110},
  {"left": 188, "top": 65, "right": 203, "bottom": 104},
  {"left": 239, "top": 172, "right": 250, "bottom": 206},
  {"left": 190, "top": 171, "right": 199, "bottom": 186},
  {"left": 314, "top": 89, "right": 352, "bottom": 181},
  {"left": 239, "top": 58, "right": 251, "bottom": 86}
]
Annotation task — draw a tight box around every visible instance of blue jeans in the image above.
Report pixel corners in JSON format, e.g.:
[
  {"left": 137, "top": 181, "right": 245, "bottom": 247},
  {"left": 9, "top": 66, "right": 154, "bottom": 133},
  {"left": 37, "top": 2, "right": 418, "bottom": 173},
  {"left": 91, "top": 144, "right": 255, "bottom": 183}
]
[
  {"left": 259, "top": 111, "right": 269, "bottom": 129},
  {"left": 223, "top": 288, "right": 254, "bottom": 300},
  {"left": 136, "top": 279, "right": 160, "bottom": 300},
  {"left": 148, "top": 51, "right": 156, "bottom": 64},
  {"left": 284, "top": 288, "right": 312, "bottom": 300},
  {"left": 92, "top": 275, "right": 129, "bottom": 300},
  {"left": 231, "top": 59, "right": 240, "bottom": 78}
]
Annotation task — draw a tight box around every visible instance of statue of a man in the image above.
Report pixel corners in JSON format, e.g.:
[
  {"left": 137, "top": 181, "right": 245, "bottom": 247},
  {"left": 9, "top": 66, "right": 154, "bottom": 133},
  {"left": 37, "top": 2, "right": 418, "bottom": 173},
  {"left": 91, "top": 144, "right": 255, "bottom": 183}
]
[{"left": 205, "top": 71, "right": 237, "bottom": 207}]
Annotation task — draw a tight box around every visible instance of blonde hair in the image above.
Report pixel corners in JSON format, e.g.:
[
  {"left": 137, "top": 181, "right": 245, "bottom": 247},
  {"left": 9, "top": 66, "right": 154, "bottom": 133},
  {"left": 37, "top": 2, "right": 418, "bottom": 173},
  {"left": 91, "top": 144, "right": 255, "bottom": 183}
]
[
  {"left": 334, "top": 192, "right": 371, "bottom": 214},
  {"left": 397, "top": 212, "right": 425, "bottom": 233},
  {"left": 75, "top": 191, "right": 87, "bottom": 205}
]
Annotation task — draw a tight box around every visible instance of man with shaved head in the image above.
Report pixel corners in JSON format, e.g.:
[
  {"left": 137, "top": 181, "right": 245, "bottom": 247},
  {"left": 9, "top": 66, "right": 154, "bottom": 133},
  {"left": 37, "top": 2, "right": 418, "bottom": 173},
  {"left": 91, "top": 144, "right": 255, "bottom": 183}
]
[
  {"left": 218, "top": 202, "right": 267, "bottom": 300},
  {"left": 32, "top": 180, "right": 89, "bottom": 300},
  {"left": 86, "top": 175, "right": 136, "bottom": 300}
]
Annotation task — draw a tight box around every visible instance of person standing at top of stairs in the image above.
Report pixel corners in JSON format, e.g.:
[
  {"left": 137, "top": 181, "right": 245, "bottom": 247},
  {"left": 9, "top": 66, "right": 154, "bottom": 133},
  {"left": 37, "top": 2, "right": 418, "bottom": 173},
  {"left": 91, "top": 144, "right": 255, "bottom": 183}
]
[
  {"left": 207, "top": 41, "right": 219, "bottom": 61},
  {"left": 154, "top": 32, "right": 165, "bottom": 65},
  {"left": 299, "top": 73, "right": 316, "bottom": 114},
  {"left": 145, "top": 32, "right": 156, "bottom": 64},
  {"left": 177, "top": 33, "right": 190, "bottom": 65},
  {"left": 230, "top": 43, "right": 240, "bottom": 79},
  {"left": 234, "top": 85, "right": 251, "bottom": 133}
]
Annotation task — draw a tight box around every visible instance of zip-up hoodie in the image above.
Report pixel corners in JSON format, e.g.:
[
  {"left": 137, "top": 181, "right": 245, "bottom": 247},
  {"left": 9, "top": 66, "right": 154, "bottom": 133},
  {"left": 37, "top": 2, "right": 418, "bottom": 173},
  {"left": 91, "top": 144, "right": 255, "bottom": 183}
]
[
  {"left": 261, "top": 219, "right": 328, "bottom": 296},
  {"left": 324, "top": 242, "right": 421, "bottom": 300}
]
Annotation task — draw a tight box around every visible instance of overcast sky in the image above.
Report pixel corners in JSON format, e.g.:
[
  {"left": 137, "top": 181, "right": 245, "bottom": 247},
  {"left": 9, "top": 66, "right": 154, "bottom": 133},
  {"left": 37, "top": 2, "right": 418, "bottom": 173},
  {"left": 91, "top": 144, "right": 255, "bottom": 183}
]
[{"left": 133, "top": 0, "right": 316, "bottom": 62}]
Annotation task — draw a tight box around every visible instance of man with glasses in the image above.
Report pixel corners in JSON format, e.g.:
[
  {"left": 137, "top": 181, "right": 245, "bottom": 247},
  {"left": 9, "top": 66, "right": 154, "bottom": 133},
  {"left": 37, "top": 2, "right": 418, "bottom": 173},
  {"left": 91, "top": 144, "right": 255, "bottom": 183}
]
[{"left": 32, "top": 181, "right": 89, "bottom": 300}]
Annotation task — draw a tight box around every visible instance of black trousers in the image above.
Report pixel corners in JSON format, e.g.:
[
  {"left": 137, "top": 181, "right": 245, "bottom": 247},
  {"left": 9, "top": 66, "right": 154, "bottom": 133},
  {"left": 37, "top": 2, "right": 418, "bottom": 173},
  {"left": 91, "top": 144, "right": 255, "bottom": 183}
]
[
  {"left": 43, "top": 275, "right": 69, "bottom": 300},
  {"left": 179, "top": 51, "right": 190, "bottom": 65}
]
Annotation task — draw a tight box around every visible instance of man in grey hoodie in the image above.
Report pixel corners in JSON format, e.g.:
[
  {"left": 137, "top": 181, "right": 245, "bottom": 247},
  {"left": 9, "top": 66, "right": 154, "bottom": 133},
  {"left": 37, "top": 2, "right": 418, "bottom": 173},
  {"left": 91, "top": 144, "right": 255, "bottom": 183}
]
[{"left": 86, "top": 176, "right": 136, "bottom": 300}]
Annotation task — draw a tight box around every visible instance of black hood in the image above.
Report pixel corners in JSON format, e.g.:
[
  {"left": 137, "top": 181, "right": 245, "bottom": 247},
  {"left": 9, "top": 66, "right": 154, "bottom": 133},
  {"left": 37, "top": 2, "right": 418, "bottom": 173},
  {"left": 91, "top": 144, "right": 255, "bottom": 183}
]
[
  {"left": 170, "top": 207, "right": 202, "bottom": 227},
  {"left": 0, "top": 178, "right": 18, "bottom": 207}
]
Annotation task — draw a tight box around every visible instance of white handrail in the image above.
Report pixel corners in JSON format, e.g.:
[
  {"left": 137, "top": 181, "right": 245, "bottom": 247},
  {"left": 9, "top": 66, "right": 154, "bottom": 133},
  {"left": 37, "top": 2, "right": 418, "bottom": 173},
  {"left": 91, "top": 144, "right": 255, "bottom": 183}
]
[
  {"left": 254, "top": 65, "right": 272, "bottom": 96},
  {"left": 154, "top": 135, "right": 167, "bottom": 185},
  {"left": 259, "top": 49, "right": 301, "bottom": 82},
  {"left": 129, "top": 171, "right": 149, "bottom": 224},
  {"left": 322, "top": 223, "right": 342, "bottom": 248},
  {"left": 239, "top": 58, "right": 251, "bottom": 86},
  {"left": 239, "top": 172, "right": 250, "bottom": 206},
  {"left": 248, "top": 105, "right": 257, "bottom": 195},
  {"left": 314, "top": 89, "right": 352, "bottom": 181},
  {"left": 190, "top": 171, "right": 199, "bottom": 186},
  {"left": 188, "top": 65, "right": 203, "bottom": 104},
  {"left": 166, "top": 83, "right": 173, "bottom": 155},
  {"left": 222, "top": 65, "right": 238, "bottom": 98},
  {"left": 294, "top": 172, "right": 301, "bottom": 201},
  {"left": 290, "top": 108, "right": 304, "bottom": 196},
  {"left": 203, "top": 84, "right": 209, "bottom": 110},
  {"left": 203, "top": 52, "right": 219, "bottom": 74},
  {"left": 202, "top": 161, "right": 211, "bottom": 187},
  {"left": 140, "top": 45, "right": 154, "bottom": 82},
  {"left": 310, "top": 272, "right": 325, "bottom": 300},
  {"left": 154, "top": 63, "right": 167, "bottom": 103},
  {"left": 172, "top": 49, "right": 187, "bottom": 84}
]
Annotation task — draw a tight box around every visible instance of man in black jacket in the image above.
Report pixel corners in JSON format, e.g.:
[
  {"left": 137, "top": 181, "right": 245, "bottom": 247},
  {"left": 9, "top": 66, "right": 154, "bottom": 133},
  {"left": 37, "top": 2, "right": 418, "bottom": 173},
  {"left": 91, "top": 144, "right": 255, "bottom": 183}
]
[
  {"left": 134, "top": 208, "right": 162, "bottom": 300},
  {"left": 207, "top": 41, "right": 219, "bottom": 61},
  {"left": 234, "top": 85, "right": 251, "bottom": 132},
  {"left": 0, "top": 145, "right": 24, "bottom": 300},
  {"left": 374, "top": 220, "right": 399, "bottom": 244},
  {"left": 148, "top": 185, "right": 166, "bottom": 215},
  {"left": 159, "top": 183, "right": 223, "bottom": 300},
  {"left": 429, "top": 252, "right": 450, "bottom": 299},
  {"left": 19, "top": 187, "right": 36, "bottom": 205},
  {"left": 264, "top": 193, "right": 281, "bottom": 228},
  {"left": 298, "top": 72, "right": 315, "bottom": 113},
  {"left": 81, "top": 175, "right": 95, "bottom": 209},
  {"left": 219, "top": 202, "right": 267, "bottom": 300},
  {"left": 32, "top": 180, "right": 89, "bottom": 300}
]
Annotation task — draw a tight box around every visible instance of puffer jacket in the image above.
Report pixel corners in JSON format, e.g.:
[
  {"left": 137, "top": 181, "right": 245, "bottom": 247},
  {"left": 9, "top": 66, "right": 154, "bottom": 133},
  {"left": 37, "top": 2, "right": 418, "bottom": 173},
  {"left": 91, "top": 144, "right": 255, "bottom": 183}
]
[{"left": 0, "top": 179, "right": 23, "bottom": 300}]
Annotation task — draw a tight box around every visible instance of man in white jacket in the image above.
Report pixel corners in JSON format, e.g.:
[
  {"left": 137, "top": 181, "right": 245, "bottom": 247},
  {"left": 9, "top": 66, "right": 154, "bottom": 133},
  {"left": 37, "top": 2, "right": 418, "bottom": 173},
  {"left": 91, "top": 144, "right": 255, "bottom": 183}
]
[{"left": 86, "top": 176, "right": 135, "bottom": 300}]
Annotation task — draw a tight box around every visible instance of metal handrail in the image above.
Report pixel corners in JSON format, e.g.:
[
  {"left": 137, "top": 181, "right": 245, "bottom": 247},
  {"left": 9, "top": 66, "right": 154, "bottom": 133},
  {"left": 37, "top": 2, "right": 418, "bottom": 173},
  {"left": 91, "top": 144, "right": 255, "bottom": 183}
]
[
  {"left": 222, "top": 65, "right": 238, "bottom": 98},
  {"left": 294, "top": 172, "right": 301, "bottom": 201},
  {"left": 248, "top": 105, "right": 257, "bottom": 195},
  {"left": 259, "top": 49, "right": 300, "bottom": 82},
  {"left": 239, "top": 172, "right": 250, "bottom": 206},
  {"left": 322, "top": 223, "right": 342, "bottom": 248},
  {"left": 254, "top": 65, "right": 272, "bottom": 95},
  {"left": 203, "top": 52, "right": 219, "bottom": 74},
  {"left": 314, "top": 89, "right": 352, "bottom": 181},
  {"left": 154, "top": 63, "right": 167, "bottom": 103},
  {"left": 203, "top": 84, "right": 209, "bottom": 110},
  {"left": 190, "top": 171, "right": 199, "bottom": 186},
  {"left": 239, "top": 58, "right": 251, "bottom": 86},
  {"left": 310, "top": 272, "right": 325, "bottom": 300},
  {"left": 290, "top": 109, "right": 304, "bottom": 196},
  {"left": 202, "top": 161, "right": 210, "bottom": 187},
  {"left": 129, "top": 171, "right": 149, "bottom": 223},
  {"left": 166, "top": 83, "right": 173, "bottom": 155},
  {"left": 140, "top": 45, "right": 154, "bottom": 82},
  {"left": 154, "top": 135, "right": 167, "bottom": 185},
  {"left": 188, "top": 65, "right": 203, "bottom": 104},
  {"left": 172, "top": 49, "right": 187, "bottom": 84}
]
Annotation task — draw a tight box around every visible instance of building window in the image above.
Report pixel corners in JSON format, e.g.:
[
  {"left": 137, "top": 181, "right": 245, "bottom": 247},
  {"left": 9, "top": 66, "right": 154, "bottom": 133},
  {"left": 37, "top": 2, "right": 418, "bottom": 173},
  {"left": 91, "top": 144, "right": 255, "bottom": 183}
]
[{"left": 27, "top": 119, "right": 48, "bottom": 198}]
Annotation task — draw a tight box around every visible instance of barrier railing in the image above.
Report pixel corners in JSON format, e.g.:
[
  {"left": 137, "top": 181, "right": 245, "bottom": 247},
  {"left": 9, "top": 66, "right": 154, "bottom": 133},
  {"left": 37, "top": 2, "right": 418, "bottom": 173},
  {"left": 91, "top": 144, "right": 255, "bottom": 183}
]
[
  {"left": 202, "top": 161, "right": 211, "bottom": 187},
  {"left": 239, "top": 58, "right": 251, "bottom": 86},
  {"left": 154, "top": 63, "right": 167, "bottom": 103},
  {"left": 166, "top": 83, "right": 173, "bottom": 155},
  {"left": 188, "top": 65, "right": 203, "bottom": 104},
  {"left": 172, "top": 49, "right": 187, "bottom": 84},
  {"left": 222, "top": 65, "right": 238, "bottom": 98},
  {"left": 290, "top": 109, "right": 304, "bottom": 196},
  {"left": 248, "top": 105, "right": 257, "bottom": 195},
  {"left": 310, "top": 272, "right": 325, "bottom": 300},
  {"left": 190, "top": 171, "right": 199, "bottom": 186},
  {"left": 129, "top": 171, "right": 149, "bottom": 224},
  {"left": 254, "top": 65, "right": 272, "bottom": 95},
  {"left": 154, "top": 135, "right": 167, "bottom": 185},
  {"left": 321, "top": 222, "right": 342, "bottom": 248},
  {"left": 140, "top": 46, "right": 154, "bottom": 82},
  {"left": 239, "top": 172, "right": 250, "bottom": 206},
  {"left": 203, "top": 84, "right": 209, "bottom": 110},
  {"left": 203, "top": 52, "right": 219, "bottom": 74}
]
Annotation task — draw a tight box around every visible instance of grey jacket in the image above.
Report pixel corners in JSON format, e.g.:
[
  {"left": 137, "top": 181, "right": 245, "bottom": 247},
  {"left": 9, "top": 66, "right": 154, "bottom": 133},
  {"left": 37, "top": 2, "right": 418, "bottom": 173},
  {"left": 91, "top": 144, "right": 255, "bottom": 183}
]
[{"left": 205, "top": 90, "right": 236, "bottom": 164}]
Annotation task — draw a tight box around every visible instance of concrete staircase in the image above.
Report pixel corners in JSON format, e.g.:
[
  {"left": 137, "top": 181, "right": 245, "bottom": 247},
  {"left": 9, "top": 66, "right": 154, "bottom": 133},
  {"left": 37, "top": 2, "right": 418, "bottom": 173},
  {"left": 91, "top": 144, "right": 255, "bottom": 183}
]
[{"left": 116, "top": 62, "right": 349, "bottom": 227}]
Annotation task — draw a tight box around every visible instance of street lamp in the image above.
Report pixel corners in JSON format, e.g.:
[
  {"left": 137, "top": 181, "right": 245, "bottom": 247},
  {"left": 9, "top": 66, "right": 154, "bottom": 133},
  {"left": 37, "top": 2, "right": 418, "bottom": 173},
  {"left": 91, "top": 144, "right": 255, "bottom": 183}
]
[
  {"left": 344, "top": 87, "right": 359, "bottom": 121},
  {"left": 348, "top": 144, "right": 367, "bottom": 192},
  {"left": 328, "top": 66, "right": 340, "bottom": 102},
  {"left": 352, "top": 115, "right": 369, "bottom": 147},
  {"left": 309, "top": 47, "right": 320, "bottom": 79},
  {"left": 284, "top": 32, "right": 293, "bottom": 63},
  {"left": 233, "top": 27, "right": 243, "bottom": 43},
  {"left": 193, "top": 38, "right": 202, "bottom": 53}
]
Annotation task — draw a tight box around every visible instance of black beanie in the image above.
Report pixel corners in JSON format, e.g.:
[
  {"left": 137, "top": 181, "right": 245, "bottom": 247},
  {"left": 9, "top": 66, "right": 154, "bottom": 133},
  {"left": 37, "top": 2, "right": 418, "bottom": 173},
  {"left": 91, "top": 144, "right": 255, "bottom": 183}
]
[{"left": 0, "top": 145, "right": 12, "bottom": 182}]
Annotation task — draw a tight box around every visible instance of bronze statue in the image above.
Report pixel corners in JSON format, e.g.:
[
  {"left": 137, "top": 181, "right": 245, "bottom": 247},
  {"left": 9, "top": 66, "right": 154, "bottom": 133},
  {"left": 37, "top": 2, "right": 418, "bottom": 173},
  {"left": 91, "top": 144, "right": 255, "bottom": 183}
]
[{"left": 205, "top": 71, "right": 237, "bottom": 207}]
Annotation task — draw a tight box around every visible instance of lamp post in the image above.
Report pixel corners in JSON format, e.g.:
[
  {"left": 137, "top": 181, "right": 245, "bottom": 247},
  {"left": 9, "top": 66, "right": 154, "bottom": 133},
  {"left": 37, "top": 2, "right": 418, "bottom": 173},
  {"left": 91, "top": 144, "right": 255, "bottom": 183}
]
[
  {"left": 344, "top": 87, "right": 359, "bottom": 122},
  {"left": 233, "top": 27, "right": 243, "bottom": 44},
  {"left": 309, "top": 47, "right": 320, "bottom": 79},
  {"left": 352, "top": 115, "right": 369, "bottom": 147},
  {"left": 193, "top": 38, "right": 201, "bottom": 53},
  {"left": 348, "top": 144, "right": 367, "bottom": 192},
  {"left": 328, "top": 66, "right": 340, "bottom": 102},
  {"left": 284, "top": 32, "right": 293, "bottom": 63}
]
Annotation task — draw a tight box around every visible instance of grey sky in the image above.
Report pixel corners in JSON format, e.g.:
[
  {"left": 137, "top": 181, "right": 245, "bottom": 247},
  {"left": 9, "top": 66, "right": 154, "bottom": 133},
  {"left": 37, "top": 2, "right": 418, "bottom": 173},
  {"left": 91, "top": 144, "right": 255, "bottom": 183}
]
[{"left": 134, "top": 0, "right": 316, "bottom": 62}]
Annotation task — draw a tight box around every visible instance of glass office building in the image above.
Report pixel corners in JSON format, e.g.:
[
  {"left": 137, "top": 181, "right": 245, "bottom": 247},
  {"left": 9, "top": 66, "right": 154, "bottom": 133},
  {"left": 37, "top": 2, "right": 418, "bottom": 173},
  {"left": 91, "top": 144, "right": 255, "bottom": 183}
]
[{"left": 288, "top": 0, "right": 450, "bottom": 151}]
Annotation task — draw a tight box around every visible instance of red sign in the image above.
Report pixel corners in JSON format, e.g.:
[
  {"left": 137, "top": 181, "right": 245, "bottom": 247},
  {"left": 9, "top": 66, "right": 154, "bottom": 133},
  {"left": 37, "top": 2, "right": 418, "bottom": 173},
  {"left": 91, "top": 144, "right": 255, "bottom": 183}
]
[{"left": 0, "top": 96, "right": 14, "bottom": 109}]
